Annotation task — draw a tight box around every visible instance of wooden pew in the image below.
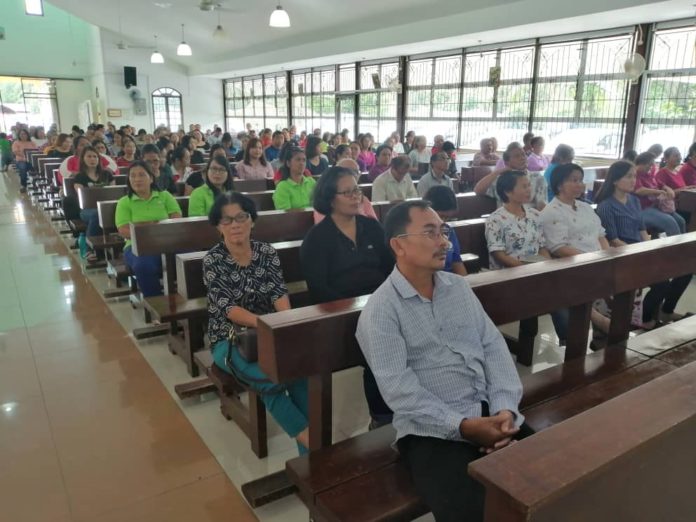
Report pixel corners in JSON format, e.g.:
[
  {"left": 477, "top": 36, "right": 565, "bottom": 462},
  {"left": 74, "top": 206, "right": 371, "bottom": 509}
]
[
  {"left": 255, "top": 234, "right": 696, "bottom": 520},
  {"left": 232, "top": 178, "right": 275, "bottom": 192},
  {"left": 676, "top": 189, "right": 696, "bottom": 232},
  {"left": 469, "top": 361, "right": 696, "bottom": 521},
  {"left": 78, "top": 186, "right": 128, "bottom": 209}
]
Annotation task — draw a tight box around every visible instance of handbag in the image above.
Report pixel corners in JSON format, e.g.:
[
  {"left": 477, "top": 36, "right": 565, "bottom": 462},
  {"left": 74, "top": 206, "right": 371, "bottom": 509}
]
[
  {"left": 231, "top": 324, "right": 258, "bottom": 363},
  {"left": 657, "top": 194, "right": 676, "bottom": 214}
]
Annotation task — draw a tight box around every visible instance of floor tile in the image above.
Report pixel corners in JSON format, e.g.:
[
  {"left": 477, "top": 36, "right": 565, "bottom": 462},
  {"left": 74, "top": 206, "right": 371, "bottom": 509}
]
[
  {"left": 81, "top": 473, "right": 256, "bottom": 522},
  {"left": 0, "top": 352, "right": 41, "bottom": 403}
]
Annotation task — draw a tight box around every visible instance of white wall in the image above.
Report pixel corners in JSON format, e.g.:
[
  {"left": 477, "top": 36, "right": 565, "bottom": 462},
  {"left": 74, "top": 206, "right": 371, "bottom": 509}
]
[
  {"left": 55, "top": 79, "right": 92, "bottom": 130},
  {"left": 98, "top": 30, "right": 223, "bottom": 132}
]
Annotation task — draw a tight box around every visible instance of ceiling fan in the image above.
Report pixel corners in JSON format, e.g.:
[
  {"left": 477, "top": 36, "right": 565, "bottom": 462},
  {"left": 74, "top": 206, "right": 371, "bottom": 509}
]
[
  {"left": 114, "top": 0, "right": 153, "bottom": 50},
  {"left": 197, "top": 0, "right": 242, "bottom": 13}
]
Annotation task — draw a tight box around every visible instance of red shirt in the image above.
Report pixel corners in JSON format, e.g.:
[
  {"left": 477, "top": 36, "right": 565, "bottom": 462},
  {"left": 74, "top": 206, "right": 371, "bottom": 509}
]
[
  {"left": 655, "top": 167, "right": 686, "bottom": 190},
  {"left": 678, "top": 162, "right": 696, "bottom": 186},
  {"left": 634, "top": 168, "right": 659, "bottom": 209},
  {"left": 116, "top": 156, "right": 135, "bottom": 168}
]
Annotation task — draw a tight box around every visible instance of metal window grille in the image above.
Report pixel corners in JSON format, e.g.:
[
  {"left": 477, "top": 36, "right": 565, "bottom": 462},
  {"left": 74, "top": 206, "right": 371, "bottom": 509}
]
[
  {"left": 358, "top": 62, "right": 398, "bottom": 142},
  {"left": 152, "top": 87, "right": 183, "bottom": 130},
  {"left": 637, "top": 25, "right": 696, "bottom": 154}
]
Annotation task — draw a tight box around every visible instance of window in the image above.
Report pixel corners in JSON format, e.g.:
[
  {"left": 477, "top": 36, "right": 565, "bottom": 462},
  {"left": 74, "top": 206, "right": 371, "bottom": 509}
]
[
  {"left": 152, "top": 88, "right": 183, "bottom": 130},
  {"left": 533, "top": 35, "right": 632, "bottom": 157},
  {"left": 358, "top": 61, "right": 398, "bottom": 142},
  {"left": 637, "top": 24, "right": 696, "bottom": 155},
  {"left": 405, "top": 55, "right": 461, "bottom": 144},
  {"left": 459, "top": 46, "right": 534, "bottom": 149},
  {"left": 0, "top": 76, "right": 58, "bottom": 132},
  {"left": 224, "top": 79, "right": 244, "bottom": 132},
  {"left": 25, "top": 0, "right": 43, "bottom": 16},
  {"left": 262, "top": 73, "right": 288, "bottom": 131},
  {"left": 291, "top": 68, "right": 336, "bottom": 133}
]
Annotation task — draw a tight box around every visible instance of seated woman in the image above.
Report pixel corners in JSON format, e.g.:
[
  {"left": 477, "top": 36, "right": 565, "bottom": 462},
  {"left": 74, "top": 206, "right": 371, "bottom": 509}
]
[
  {"left": 474, "top": 143, "right": 547, "bottom": 211},
  {"left": 526, "top": 136, "right": 549, "bottom": 172},
  {"left": 333, "top": 144, "right": 351, "bottom": 164},
  {"left": 595, "top": 161, "right": 691, "bottom": 326},
  {"left": 408, "top": 135, "right": 430, "bottom": 177},
  {"left": 115, "top": 161, "right": 182, "bottom": 297},
  {"left": 189, "top": 155, "right": 234, "bottom": 217},
  {"left": 236, "top": 137, "right": 275, "bottom": 180},
  {"left": 655, "top": 147, "right": 696, "bottom": 191},
  {"left": 48, "top": 133, "right": 73, "bottom": 160},
  {"left": 634, "top": 151, "right": 685, "bottom": 236},
  {"left": 273, "top": 147, "right": 316, "bottom": 210},
  {"left": 301, "top": 166, "right": 394, "bottom": 428},
  {"left": 168, "top": 146, "right": 193, "bottom": 184},
  {"left": 11, "top": 128, "right": 36, "bottom": 191},
  {"left": 73, "top": 146, "right": 116, "bottom": 261},
  {"left": 204, "top": 192, "right": 309, "bottom": 454},
  {"left": 185, "top": 144, "right": 229, "bottom": 193},
  {"left": 305, "top": 136, "right": 329, "bottom": 177},
  {"left": 543, "top": 144, "right": 575, "bottom": 201},
  {"left": 142, "top": 144, "right": 177, "bottom": 194},
  {"left": 472, "top": 138, "right": 499, "bottom": 167},
  {"left": 540, "top": 163, "right": 611, "bottom": 344},
  {"left": 423, "top": 185, "right": 467, "bottom": 276},
  {"left": 313, "top": 158, "right": 377, "bottom": 223},
  {"left": 357, "top": 134, "right": 376, "bottom": 172},
  {"left": 115, "top": 136, "right": 139, "bottom": 168},
  {"left": 182, "top": 134, "right": 205, "bottom": 164},
  {"left": 678, "top": 142, "right": 696, "bottom": 186},
  {"left": 368, "top": 144, "right": 393, "bottom": 182}
]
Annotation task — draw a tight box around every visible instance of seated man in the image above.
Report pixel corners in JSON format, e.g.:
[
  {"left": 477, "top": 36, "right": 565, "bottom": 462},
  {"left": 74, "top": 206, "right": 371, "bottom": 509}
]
[
  {"left": 371, "top": 155, "right": 418, "bottom": 202},
  {"left": 356, "top": 200, "right": 532, "bottom": 522}
]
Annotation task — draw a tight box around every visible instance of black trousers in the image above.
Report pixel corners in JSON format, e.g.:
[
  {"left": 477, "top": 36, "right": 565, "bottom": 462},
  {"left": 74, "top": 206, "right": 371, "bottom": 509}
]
[
  {"left": 397, "top": 405, "right": 534, "bottom": 522},
  {"left": 642, "top": 274, "right": 692, "bottom": 322}
]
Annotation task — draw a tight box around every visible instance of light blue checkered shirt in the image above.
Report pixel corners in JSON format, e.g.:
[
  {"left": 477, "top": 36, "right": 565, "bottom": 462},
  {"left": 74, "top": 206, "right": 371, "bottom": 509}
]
[{"left": 356, "top": 267, "right": 524, "bottom": 442}]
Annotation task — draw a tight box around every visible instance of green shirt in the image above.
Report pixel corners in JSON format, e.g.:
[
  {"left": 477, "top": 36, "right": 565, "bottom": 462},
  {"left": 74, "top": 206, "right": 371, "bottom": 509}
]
[
  {"left": 273, "top": 176, "right": 317, "bottom": 210},
  {"left": 115, "top": 190, "right": 182, "bottom": 248},
  {"left": 0, "top": 139, "right": 11, "bottom": 155},
  {"left": 188, "top": 184, "right": 216, "bottom": 217}
]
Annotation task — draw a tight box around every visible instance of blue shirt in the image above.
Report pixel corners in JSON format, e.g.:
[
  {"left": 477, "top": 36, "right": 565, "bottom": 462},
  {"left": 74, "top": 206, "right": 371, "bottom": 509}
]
[
  {"left": 444, "top": 227, "right": 461, "bottom": 272},
  {"left": 596, "top": 194, "right": 645, "bottom": 244},
  {"left": 544, "top": 163, "right": 558, "bottom": 201},
  {"left": 265, "top": 146, "right": 281, "bottom": 162},
  {"left": 355, "top": 267, "right": 524, "bottom": 443}
]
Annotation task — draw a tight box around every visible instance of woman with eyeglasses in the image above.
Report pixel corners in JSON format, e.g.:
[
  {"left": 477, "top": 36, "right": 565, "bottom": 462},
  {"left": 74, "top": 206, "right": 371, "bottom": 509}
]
[
  {"left": 204, "top": 192, "right": 309, "bottom": 455},
  {"left": 188, "top": 155, "right": 234, "bottom": 217},
  {"left": 301, "top": 166, "right": 395, "bottom": 429}
]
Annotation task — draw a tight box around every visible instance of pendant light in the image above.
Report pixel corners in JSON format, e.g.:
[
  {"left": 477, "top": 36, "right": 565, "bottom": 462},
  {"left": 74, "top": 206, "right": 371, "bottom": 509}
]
[
  {"left": 150, "top": 35, "right": 165, "bottom": 64},
  {"left": 269, "top": 5, "right": 290, "bottom": 28},
  {"left": 213, "top": 10, "right": 227, "bottom": 40},
  {"left": 177, "top": 24, "right": 192, "bottom": 56}
]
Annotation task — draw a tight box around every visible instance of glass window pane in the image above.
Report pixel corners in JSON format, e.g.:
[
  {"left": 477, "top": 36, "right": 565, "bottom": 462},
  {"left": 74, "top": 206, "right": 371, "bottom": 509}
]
[
  {"left": 408, "top": 59, "right": 433, "bottom": 87},
  {"left": 538, "top": 42, "right": 582, "bottom": 78},
  {"left": 434, "top": 56, "right": 461, "bottom": 85}
]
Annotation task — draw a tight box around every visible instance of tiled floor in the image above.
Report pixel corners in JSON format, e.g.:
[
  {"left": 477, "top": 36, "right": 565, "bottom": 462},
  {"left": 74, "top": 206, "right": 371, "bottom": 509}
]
[
  {"left": 3, "top": 166, "right": 696, "bottom": 522},
  {"left": 0, "top": 171, "right": 256, "bottom": 522}
]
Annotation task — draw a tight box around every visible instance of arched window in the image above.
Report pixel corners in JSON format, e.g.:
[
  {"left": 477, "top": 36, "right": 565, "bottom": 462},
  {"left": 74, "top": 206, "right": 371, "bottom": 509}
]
[{"left": 152, "top": 87, "right": 183, "bottom": 130}]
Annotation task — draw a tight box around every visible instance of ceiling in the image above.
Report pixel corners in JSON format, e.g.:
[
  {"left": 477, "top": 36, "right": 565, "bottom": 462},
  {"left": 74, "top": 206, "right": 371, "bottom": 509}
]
[{"left": 47, "top": 0, "right": 696, "bottom": 78}]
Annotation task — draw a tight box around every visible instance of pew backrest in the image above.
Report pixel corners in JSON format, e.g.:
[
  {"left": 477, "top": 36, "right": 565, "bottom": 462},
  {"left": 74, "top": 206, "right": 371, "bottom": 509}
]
[
  {"left": 78, "top": 186, "right": 128, "bottom": 210},
  {"left": 97, "top": 196, "right": 189, "bottom": 233}
]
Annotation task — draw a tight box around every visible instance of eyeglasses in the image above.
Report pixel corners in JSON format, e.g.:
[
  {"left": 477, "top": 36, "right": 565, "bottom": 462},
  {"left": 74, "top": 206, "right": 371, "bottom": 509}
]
[
  {"left": 397, "top": 225, "right": 451, "bottom": 242},
  {"left": 336, "top": 187, "right": 363, "bottom": 198},
  {"left": 219, "top": 212, "right": 251, "bottom": 225},
  {"left": 208, "top": 166, "right": 228, "bottom": 173}
]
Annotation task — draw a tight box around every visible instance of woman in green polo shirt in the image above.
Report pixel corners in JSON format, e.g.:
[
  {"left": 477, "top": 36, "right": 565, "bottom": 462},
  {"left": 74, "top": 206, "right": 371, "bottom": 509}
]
[
  {"left": 189, "top": 156, "right": 234, "bottom": 217},
  {"left": 273, "top": 147, "right": 316, "bottom": 210},
  {"left": 115, "top": 161, "right": 182, "bottom": 297}
]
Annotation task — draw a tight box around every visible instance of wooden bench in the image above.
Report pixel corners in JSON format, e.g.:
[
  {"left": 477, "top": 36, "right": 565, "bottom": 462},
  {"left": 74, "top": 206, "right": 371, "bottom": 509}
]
[{"left": 255, "top": 234, "right": 696, "bottom": 519}]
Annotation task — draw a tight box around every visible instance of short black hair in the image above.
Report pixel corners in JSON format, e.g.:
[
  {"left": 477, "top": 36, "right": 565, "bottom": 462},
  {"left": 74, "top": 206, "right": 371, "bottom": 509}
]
[
  {"left": 424, "top": 185, "right": 457, "bottom": 212},
  {"left": 312, "top": 166, "right": 356, "bottom": 215},
  {"left": 208, "top": 191, "right": 258, "bottom": 226},
  {"left": 141, "top": 143, "right": 160, "bottom": 156},
  {"left": 335, "top": 144, "right": 349, "bottom": 158},
  {"left": 126, "top": 160, "right": 158, "bottom": 197},
  {"left": 496, "top": 171, "right": 527, "bottom": 202},
  {"left": 622, "top": 149, "right": 638, "bottom": 162},
  {"left": 550, "top": 163, "right": 584, "bottom": 195},
  {"left": 502, "top": 144, "right": 523, "bottom": 163},
  {"left": 383, "top": 200, "right": 432, "bottom": 254},
  {"left": 375, "top": 144, "right": 392, "bottom": 158},
  {"left": 530, "top": 136, "right": 544, "bottom": 147},
  {"left": 441, "top": 141, "right": 456, "bottom": 153},
  {"left": 272, "top": 130, "right": 283, "bottom": 138},
  {"left": 635, "top": 151, "right": 656, "bottom": 167}
]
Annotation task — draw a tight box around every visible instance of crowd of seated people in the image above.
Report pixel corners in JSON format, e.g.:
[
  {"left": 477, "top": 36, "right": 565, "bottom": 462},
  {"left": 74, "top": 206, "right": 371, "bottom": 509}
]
[{"left": 9, "top": 115, "right": 696, "bottom": 521}]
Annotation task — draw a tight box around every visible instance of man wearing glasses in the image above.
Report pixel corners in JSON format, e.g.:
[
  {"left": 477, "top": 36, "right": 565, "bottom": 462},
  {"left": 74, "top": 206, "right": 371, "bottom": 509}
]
[{"left": 356, "top": 200, "right": 531, "bottom": 522}]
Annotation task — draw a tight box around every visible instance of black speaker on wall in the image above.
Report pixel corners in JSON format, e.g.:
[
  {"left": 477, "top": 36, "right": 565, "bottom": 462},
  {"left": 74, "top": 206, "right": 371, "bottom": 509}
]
[{"left": 124, "top": 66, "right": 137, "bottom": 89}]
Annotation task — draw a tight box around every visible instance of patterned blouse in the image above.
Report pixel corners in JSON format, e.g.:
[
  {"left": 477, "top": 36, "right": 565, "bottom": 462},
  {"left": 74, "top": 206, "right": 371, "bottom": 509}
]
[
  {"left": 203, "top": 240, "right": 288, "bottom": 345},
  {"left": 485, "top": 206, "right": 546, "bottom": 269}
]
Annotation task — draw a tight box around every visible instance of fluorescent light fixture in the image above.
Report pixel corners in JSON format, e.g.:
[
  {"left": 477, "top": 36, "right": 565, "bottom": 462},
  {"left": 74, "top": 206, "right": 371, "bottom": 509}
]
[
  {"left": 177, "top": 24, "right": 192, "bottom": 56},
  {"left": 25, "top": 0, "right": 44, "bottom": 16},
  {"left": 269, "top": 5, "right": 290, "bottom": 28}
]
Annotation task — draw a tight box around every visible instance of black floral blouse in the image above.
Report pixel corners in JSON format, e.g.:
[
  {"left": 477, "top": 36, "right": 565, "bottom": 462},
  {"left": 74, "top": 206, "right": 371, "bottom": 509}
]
[{"left": 203, "top": 240, "right": 287, "bottom": 345}]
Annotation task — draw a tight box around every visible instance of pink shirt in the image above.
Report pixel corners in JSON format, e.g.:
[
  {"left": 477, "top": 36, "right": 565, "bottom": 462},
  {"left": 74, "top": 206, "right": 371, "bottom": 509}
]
[
  {"left": 236, "top": 161, "right": 274, "bottom": 180},
  {"left": 368, "top": 163, "right": 390, "bottom": 182},
  {"left": 655, "top": 167, "right": 686, "bottom": 191},
  {"left": 11, "top": 140, "right": 36, "bottom": 162},
  {"left": 357, "top": 151, "right": 376, "bottom": 170},
  {"left": 678, "top": 162, "right": 696, "bottom": 186},
  {"left": 472, "top": 151, "right": 500, "bottom": 166},
  {"left": 527, "top": 153, "right": 549, "bottom": 172},
  {"left": 313, "top": 197, "right": 378, "bottom": 224}
]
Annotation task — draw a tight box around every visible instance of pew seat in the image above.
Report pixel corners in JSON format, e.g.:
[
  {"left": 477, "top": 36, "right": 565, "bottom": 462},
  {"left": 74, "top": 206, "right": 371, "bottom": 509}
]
[
  {"left": 87, "top": 233, "right": 124, "bottom": 251},
  {"left": 143, "top": 294, "right": 207, "bottom": 323},
  {"left": 193, "top": 350, "right": 268, "bottom": 459},
  {"left": 285, "top": 342, "right": 686, "bottom": 522}
]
